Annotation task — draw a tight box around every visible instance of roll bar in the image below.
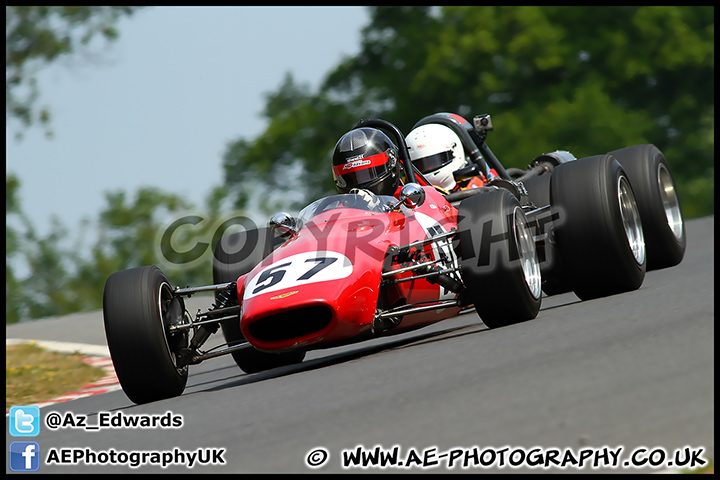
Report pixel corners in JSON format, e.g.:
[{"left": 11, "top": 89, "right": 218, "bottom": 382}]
[{"left": 412, "top": 113, "right": 511, "bottom": 180}]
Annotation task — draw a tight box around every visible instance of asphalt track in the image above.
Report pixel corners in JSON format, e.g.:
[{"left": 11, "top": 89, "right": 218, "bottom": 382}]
[{"left": 6, "top": 216, "right": 714, "bottom": 473}]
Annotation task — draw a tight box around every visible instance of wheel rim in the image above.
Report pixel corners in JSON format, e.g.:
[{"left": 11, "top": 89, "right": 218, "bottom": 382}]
[
  {"left": 158, "top": 282, "right": 188, "bottom": 373},
  {"left": 617, "top": 176, "right": 646, "bottom": 265},
  {"left": 658, "top": 163, "right": 683, "bottom": 240},
  {"left": 513, "top": 207, "right": 542, "bottom": 299}
]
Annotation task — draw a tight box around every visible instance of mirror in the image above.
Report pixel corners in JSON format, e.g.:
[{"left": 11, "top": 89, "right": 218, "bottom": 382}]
[
  {"left": 398, "top": 183, "right": 425, "bottom": 209},
  {"left": 269, "top": 212, "right": 297, "bottom": 237}
]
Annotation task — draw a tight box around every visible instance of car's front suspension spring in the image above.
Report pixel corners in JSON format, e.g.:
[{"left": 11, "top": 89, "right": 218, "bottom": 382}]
[
  {"left": 188, "top": 286, "right": 237, "bottom": 350},
  {"left": 212, "top": 287, "right": 235, "bottom": 310}
]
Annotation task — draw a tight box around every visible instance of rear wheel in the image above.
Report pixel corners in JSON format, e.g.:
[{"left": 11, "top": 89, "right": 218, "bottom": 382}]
[
  {"left": 522, "top": 172, "right": 573, "bottom": 296},
  {"left": 213, "top": 228, "right": 305, "bottom": 373},
  {"left": 456, "top": 189, "right": 542, "bottom": 328},
  {"left": 522, "top": 172, "right": 552, "bottom": 208},
  {"left": 549, "top": 154, "right": 646, "bottom": 300},
  {"left": 609, "top": 144, "right": 685, "bottom": 270},
  {"left": 103, "top": 266, "right": 189, "bottom": 404}
]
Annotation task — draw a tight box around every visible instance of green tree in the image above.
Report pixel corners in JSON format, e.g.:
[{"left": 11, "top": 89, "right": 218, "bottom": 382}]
[
  {"left": 7, "top": 173, "right": 87, "bottom": 321},
  {"left": 222, "top": 73, "right": 360, "bottom": 214},
  {"left": 222, "top": 6, "right": 713, "bottom": 218},
  {"left": 6, "top": 6, "right": 143, "bottom": 139},
  {"left": 7, "top": 173, "right": 28, "bottom": 323},
  {"left": 83, "top": 185, "right": 235, "bottom": 292},
  {"left": 5, "top": 174, "right": 232, "bottom": 323}
]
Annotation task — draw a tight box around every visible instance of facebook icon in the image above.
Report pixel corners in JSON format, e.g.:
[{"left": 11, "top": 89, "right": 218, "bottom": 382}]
[{"left": 9, "top": 441, "right": 40, "bottom": 472}]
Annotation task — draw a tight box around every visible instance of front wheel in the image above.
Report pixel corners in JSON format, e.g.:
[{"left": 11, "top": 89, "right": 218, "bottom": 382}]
[
  {"left": 456, "top": 189, "right": 542, "bottom": 328},
  {"left": 103, "top": 266, "right": 189, "bottom": 404}
]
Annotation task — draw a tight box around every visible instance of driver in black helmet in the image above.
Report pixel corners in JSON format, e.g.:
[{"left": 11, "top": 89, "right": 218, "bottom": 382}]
[{"left": 331, "top": 128, "right": 402, "bottom": 197}]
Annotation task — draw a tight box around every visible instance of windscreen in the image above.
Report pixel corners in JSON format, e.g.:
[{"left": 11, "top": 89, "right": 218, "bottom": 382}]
[{"left": 297, "top": 193, "right": 398, "bottom": 227}]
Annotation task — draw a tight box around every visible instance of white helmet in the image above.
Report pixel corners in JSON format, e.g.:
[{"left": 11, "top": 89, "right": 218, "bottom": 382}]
[{"left": 406, "top": 124, "right": 467, "bottom": 191}]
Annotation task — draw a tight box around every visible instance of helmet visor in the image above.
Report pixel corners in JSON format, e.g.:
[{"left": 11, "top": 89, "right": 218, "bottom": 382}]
[
  {"left": 333, "top": 152, "right": 391, "bottom": 188},
  {"left": 412, "top": 150, "right": 454, "bottom": 174}
]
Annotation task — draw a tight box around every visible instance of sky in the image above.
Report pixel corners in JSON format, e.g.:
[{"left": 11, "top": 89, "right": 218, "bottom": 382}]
[{"left": 6, "top": 6, "right": 370, "bottom": 240}]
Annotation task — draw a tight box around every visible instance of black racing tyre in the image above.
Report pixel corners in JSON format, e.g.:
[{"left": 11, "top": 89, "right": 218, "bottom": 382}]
[
  {"left": 456, "top": 189, "right": 542, "bottom": 328},
  {"left": 103, "top": 266, "right": 189, "bottom": 404},
  {"left": 522, "top": 172, "right": 552, "bottom": 208},
  {"left": 212, "top": 226, "right": 283, "bottom": 289},
  {"left": 608, "top": 144, "right": 686, "bottom": 270},
  {"left": 550, "top": 154, "right": 646, "bottom": 300},
  {"left": 522, "top": 172, "right": 573, "bottom": 296},
  {"left": 212, "top": 229, "right": 305, "bottom": 374}
]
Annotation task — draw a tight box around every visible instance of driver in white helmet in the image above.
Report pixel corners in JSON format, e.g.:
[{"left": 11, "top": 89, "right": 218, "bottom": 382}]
[{"left": 405, "top": 123, "right": 497, "bottom": 193}]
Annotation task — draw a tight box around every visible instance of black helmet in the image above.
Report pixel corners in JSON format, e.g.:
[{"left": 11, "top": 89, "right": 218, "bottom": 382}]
[{"left": 331, "top": 128, "right": 401, "bottom": 196}]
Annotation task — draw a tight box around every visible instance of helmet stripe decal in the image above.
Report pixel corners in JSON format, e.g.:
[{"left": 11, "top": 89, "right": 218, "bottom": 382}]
[{"left": 332, "top": 151, "right": 389, "bottom": 176}]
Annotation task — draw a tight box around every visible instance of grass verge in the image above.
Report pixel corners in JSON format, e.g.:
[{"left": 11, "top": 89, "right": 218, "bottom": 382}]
[
  {"left": 683, "top": 458, "right": 714, "bottom": 474},
  {"left": 6, "top": 341, "right": 106, "bottom": 409}
]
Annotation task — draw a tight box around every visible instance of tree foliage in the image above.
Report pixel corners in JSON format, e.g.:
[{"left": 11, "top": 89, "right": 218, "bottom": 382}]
[
  {"left": 6, "top": 6, "right": 142, "bottom": 139},
  {"left": 5, "top": 5, "right": 231, "bottom": 323},
  {"left": 223, "top": 6, "right": 713, "bottom": 218},
  {"left": 6, "top": 177, "right": 225, "bottom": 323}
]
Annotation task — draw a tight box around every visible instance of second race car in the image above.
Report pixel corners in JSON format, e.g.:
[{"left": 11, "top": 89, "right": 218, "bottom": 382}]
[{"left": 404, "top": 112, "right": 686, "bottom": 297}]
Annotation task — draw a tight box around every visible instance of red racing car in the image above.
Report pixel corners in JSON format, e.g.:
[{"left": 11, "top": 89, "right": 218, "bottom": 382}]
[{"left": 103, "top": 116, "right": 681, "bottom": 405}]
